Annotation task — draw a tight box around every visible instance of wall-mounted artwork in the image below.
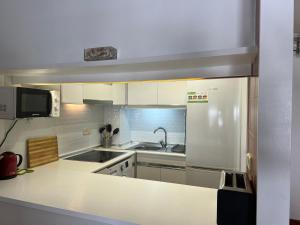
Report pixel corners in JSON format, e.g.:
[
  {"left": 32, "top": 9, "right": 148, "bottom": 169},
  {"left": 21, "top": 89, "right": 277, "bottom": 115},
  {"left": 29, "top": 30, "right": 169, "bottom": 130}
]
[{"left": 84, "top": 46, "right": 117, "bottom": 61}]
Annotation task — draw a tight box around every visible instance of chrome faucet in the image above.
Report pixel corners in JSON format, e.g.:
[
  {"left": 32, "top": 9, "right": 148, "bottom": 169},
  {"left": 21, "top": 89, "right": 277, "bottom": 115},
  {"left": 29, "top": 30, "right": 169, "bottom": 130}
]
[{"left": 153, "top": 127, "right": 167, "bottom": 149}]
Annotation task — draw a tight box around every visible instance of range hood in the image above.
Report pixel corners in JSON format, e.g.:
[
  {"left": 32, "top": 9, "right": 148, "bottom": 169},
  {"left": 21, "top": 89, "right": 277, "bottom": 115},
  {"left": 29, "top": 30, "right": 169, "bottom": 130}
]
[{"left": 83, "top": 99, "right": 113, "bottom": 105}]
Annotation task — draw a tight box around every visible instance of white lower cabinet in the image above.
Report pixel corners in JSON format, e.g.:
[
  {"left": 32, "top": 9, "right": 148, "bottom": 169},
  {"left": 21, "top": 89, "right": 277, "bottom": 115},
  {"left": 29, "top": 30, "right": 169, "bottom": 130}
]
[
  {"left": 160, "top": 168, "right": 186, "bottom": 184},
  {"left": 186, "top": 167, "right": 221, "bottom": 189},
  {"left": 136, "top": 152, "right": 187, "bottom": 184},
  {"left": 124, "top": 166, "right": 135, "bottom": 178},
  {"left": 137, "top": 165, "right": 221, "bottom": 187},
  {"left": 136, "top": 165, "right": 186, "bottom": 184},
  {"left": 137, "top": 165, "right": 161, "bottom": 181}
]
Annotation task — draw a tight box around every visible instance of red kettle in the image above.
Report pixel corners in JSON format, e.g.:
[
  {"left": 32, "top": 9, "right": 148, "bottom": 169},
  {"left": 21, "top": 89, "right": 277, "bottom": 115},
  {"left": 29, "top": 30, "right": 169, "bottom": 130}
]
[{"left": 0, "top": 152, "right": 23, "bottom": 180}]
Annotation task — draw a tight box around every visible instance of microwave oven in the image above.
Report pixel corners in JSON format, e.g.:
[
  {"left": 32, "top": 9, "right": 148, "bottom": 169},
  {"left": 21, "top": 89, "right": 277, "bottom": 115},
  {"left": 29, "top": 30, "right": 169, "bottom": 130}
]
[{"left": 0, "top": 87, "right": 60, "bottom": 119}]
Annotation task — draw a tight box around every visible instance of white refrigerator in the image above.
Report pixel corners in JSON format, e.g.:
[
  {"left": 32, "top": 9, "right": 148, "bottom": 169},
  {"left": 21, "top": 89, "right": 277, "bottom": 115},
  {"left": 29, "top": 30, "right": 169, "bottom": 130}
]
[{"left": 185, "top": 78, "right": 247, "bottom": 188}]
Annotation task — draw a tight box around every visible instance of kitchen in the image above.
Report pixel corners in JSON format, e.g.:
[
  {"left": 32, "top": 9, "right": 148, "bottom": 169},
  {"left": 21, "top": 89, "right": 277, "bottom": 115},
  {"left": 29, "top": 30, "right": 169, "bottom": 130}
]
[
  {"left": 0, "top": 78, "right": 252, "bottom": 225},
  {"left": 0, "top": 0, "right": 295, "bottom": 225},
  {"left": 60, "top": 78, "right": 248, "bottom": 188}
]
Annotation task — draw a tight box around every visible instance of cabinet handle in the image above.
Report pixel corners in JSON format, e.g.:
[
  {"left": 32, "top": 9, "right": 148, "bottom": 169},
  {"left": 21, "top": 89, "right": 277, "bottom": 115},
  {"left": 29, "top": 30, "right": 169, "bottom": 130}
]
[{"left": 137, "top": 162, "right": 185, "bottom": 170}]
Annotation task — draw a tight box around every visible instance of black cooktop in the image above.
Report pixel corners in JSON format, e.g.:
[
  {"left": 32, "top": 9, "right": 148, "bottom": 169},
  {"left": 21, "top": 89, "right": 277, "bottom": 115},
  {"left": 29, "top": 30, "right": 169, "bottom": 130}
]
[{"left": 65, "top": 150, "right": 125, "bottom": 163}]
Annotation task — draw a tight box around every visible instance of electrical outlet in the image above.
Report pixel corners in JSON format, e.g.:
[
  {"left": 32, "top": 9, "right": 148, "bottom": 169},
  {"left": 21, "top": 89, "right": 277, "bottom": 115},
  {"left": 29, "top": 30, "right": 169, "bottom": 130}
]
[{"left": 83, "top": 128, "right": 91, "bottom": 136}]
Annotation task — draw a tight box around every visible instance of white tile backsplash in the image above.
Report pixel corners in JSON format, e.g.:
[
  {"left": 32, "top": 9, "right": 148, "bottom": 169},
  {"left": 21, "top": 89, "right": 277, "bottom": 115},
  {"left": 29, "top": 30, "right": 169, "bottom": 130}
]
[
  {"left": 128, "top": 108, "right": 186, "bottom": 144},
  {"left": 131, "top": 131, "right": 185, "bottom": 145},
  {"left": 103, "top": 107, "right": 186, "bottom": 145},
  {"left": 119, "top": 108, "right": 131, "bottom": 145},
  {"left": 128, "top": 108, "right": 186, "bottom": 132},
  {"left": 103, "top": 105, "right": 131, "bottom": 145}
]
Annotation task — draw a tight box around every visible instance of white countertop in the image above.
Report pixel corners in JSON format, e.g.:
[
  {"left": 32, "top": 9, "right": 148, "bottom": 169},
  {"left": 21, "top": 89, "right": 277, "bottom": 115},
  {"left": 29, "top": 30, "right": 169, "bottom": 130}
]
[
  {"left": 0, "top": 148, "right": 217, "bottom": 225},
  {"left": 105, "top": 142, "right": 186, "bottom": 157}
]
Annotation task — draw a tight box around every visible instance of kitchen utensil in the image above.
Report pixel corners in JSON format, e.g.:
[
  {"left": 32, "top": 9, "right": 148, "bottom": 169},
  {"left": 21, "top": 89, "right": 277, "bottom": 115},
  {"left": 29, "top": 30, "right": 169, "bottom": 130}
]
[
  {"left": 112, "top": 128, "right": 119, "bottom": 136},
  {"left": 102, "top": 136, "right": 112, "bottom": 148},
  {"left": 0, "top": 151, "right": 23, "bottom": 179},
  {"left": 106, "top": 124, "right": 112, "bottom": 133},
  {"left": 27, "top": 136, "right": 59, "bottom": 168},
  {"left": 101, "top": 124, "right": 112, "bottom": 148},
  {"left": 99, "top": 127, "right": 106, "bottom": 134}
]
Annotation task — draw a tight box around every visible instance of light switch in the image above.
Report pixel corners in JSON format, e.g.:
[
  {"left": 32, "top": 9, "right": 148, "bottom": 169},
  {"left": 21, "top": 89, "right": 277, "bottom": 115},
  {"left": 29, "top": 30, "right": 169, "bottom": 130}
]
[{"left": 83, "top": 128, "right": 91, "bottom": 136}]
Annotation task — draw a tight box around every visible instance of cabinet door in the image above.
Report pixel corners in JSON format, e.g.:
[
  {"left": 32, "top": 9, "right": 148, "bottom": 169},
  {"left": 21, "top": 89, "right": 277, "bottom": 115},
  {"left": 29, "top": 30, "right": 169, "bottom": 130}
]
[
  {"left": 112, "top": 83, "right": 126, "bottom": 105},
  {"left": 61, "top": 85, "right": 83, "bottom": 104},
  {"left": 186, "top": 168, "right": 221, "bottom": 189},
  {"left": 123, "top": 166, "right": 135, "bottom": 178},
  {"left": 161, "top": 168, "right": 186, "bottom": 184},
  {"left": 83, "top": 84, "right": 112, "bottom": 101},
  {"left": 157, "top": 81, "right": 187, "bottom": 105},
  {"left": 128, "top": 82, "right": 158, "bottom": 105},
  {"left": 136, "top": 165, "right": 160, "bottom": 181}
]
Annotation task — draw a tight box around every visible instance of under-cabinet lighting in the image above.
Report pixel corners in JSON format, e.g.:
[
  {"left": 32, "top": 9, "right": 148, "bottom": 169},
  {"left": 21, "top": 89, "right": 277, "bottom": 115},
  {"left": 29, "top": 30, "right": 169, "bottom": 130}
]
[
  {"left": 26, "top": 77, "right": 205, "bottom": 86},
  {"left": 64, "top": 104, "right": 87, "bottom": 112}
]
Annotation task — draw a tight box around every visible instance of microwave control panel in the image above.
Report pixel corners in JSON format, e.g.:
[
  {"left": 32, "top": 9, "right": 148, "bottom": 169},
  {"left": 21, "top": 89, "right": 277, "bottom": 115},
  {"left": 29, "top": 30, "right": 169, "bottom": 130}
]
[
  {"left": 50, "top": 90, "right": 60, "bottom": 118},
  {"left": 0, "top": 87, "right": 16, "bottom": 120}
]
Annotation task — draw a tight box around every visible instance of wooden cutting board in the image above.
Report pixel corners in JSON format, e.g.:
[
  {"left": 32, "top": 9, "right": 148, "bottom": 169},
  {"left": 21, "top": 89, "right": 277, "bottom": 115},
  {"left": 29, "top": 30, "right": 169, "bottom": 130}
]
[{"left": 27, "top": 136, "right": 59, "bottom": 168}]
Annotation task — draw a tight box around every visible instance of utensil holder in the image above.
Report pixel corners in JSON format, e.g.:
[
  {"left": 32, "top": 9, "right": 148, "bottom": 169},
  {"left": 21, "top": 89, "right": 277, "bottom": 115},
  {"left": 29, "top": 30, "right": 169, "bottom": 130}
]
[{"left": 102, "top": 136, "right": 112, "bottom": 148}]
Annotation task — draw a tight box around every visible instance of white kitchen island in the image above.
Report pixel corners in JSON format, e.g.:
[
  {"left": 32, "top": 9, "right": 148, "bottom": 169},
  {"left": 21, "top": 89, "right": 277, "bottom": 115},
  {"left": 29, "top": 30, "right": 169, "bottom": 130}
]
[{"left": 0, "top": 152, "right": 217, "bottom": 225}]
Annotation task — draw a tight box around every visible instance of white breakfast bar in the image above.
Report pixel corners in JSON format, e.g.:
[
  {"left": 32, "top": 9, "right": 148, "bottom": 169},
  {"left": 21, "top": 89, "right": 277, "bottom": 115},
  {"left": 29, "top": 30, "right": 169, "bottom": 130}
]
[{"left": 0, "top": 149, "right": 217, "bottom": 225}]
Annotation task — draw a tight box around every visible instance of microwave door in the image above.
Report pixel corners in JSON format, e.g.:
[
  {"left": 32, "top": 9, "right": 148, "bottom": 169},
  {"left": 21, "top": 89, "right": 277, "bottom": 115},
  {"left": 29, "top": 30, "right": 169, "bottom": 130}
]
[{"left": 16, "top": 88, "right": 52, "bottom": 118}]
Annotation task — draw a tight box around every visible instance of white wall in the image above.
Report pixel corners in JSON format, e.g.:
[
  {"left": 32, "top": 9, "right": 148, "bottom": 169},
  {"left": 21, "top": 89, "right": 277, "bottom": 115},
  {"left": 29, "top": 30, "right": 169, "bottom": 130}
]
[
  {"left": 0, "top": 76, "right": 5, "bottom": 147},
  {"left": 291, "top": 56, "right": 300, "bottom": 220},
  {"left": 103, "top": 106, "right": 186, "bottom": 145},
  {"left": 257, "top": 0, "right": 294, "bottom": 224},
  {"left": 295, "top": 0, "right": 300, "bottom": 33},
  {"left": 0, "top": 0, "right": 255, "bottom": 69}
]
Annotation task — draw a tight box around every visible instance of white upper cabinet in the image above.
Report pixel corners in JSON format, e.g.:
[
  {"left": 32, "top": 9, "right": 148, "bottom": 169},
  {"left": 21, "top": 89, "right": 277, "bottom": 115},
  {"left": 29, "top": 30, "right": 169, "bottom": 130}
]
[
  {"left": 61, "top": 81, "right": 187, "bottom": 105},
  {"left": 157, "top": 81, "right": 187, "bottom": 105},
  {"left": 128, "top": 81, "right": 187, "bottom": 106},
  {"left": 128, "top": 82, "right": 158, "bottom": 105},
  {"left": 61, "top": 85, "right": 83, "bottom": 104},
  {"left": 61, "top": 83, "right": 126, "bottom": 105},
  {"left": 112, "top": 83, "right": 127, "bottom": 105},
  {"left": 82, "top": 84, "right": 112, "bottom": 101}
]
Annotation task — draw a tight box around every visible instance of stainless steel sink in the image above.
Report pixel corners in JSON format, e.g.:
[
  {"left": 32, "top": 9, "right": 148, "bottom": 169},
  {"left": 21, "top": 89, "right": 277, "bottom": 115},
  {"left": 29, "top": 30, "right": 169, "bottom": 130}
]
[
  {"left": 128, "top": 142, "right": 185, "bottom": 153},
  {"left": 170, "top": 144, "right": 186, "bottom": 153},
  {"left": 132, "top": 143, "right": 163, "bottom": 151}
]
